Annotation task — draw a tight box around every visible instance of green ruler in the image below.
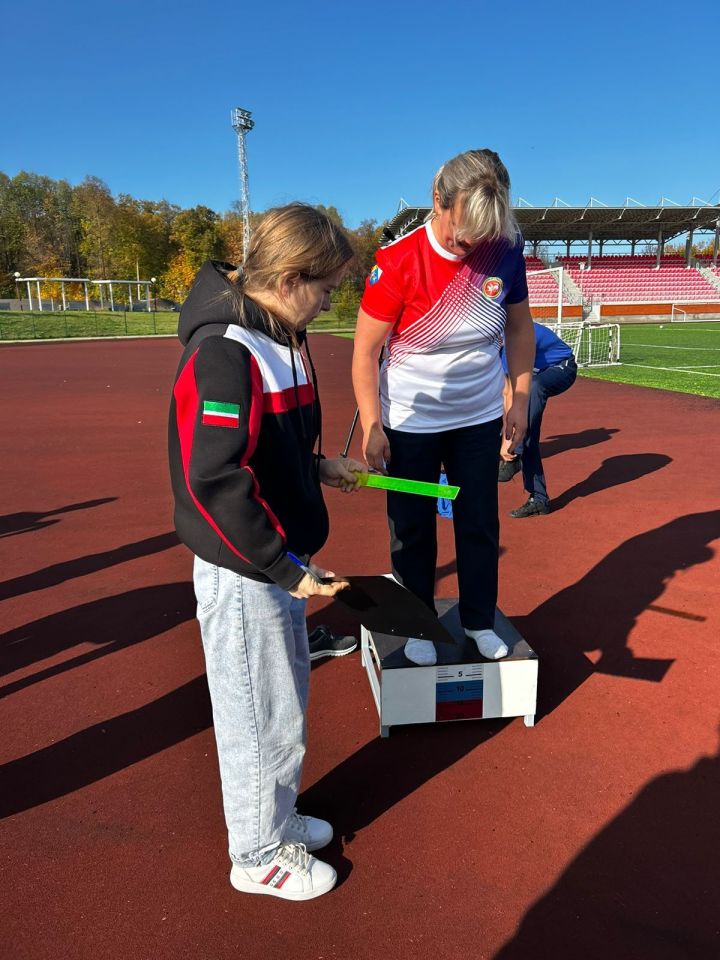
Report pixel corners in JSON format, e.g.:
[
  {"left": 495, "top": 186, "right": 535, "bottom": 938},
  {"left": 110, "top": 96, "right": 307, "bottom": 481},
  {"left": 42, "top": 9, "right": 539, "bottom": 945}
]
[{"left": 353, "top": 472, "right": 460, "bottom": 500}]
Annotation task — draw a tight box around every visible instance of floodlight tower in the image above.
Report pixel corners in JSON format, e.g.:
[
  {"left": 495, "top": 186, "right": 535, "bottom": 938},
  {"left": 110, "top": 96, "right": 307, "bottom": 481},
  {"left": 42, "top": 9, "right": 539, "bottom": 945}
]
[{"left": 231, "top": 107, "right": 255, "bottom": 259}]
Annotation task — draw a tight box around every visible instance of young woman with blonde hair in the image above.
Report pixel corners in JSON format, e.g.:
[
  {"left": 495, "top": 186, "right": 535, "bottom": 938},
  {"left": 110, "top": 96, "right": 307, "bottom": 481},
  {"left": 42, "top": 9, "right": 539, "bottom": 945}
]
[
  {"left": 169, "top": 203, "right": 363, "bottom": 900},
  {"left": 352, "top": 149, "right": 535, "bottom": 666}
]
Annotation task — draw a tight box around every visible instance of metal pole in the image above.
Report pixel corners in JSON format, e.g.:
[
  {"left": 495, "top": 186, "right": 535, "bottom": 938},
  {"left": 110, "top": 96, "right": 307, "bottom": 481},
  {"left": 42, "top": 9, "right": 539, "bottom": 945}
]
[
  {"left": 61, "top": 281, "right": 67, "bottom": 311},
  {"left": 341, "top": 409, "right": 360, "bottom": 459},
  {"left": 26, "top": 280, "right": 32, "bottom": 310},
  {"left": 238, "top": 129, "right": 251, "bottom": 258},
  {"left": 84, "top": 281, "right": 89, "bottom": 311},
  {"left": 145, "top": 283, "right": 151, "bottom": 312},
  {"left": 557, "top": 266, "right": 563, "bottom": 322},
  {"left": 128, "top": 283, "right": 133, "bottom": 311},
  {"left": 37, "top": 280, "right": 43, "bottom": 311},
  {"left": 109, "top": 283, "right": 114, "bottom": 312}
]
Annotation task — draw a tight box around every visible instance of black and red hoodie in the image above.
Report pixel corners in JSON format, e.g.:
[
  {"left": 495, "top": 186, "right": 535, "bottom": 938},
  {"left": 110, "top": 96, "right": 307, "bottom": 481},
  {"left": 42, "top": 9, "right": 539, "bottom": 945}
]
[{"left": 168, "top": 260, "right": 328, "bottom": 591}]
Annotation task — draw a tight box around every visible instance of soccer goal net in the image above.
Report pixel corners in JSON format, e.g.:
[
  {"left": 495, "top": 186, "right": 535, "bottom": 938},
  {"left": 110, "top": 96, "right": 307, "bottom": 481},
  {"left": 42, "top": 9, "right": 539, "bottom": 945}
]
[
  {"left": 671, "top": 304, "right": 720, "bottom": 323},
  {"left": 539, "top": 321, "right": 621, "bottom": 367}
]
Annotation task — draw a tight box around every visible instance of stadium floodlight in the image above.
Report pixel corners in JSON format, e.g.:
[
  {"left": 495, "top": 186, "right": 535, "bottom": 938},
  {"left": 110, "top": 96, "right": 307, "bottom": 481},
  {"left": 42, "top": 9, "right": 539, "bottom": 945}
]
[{"left": 231, "top": 107, "right": 255, "bottom": 261}]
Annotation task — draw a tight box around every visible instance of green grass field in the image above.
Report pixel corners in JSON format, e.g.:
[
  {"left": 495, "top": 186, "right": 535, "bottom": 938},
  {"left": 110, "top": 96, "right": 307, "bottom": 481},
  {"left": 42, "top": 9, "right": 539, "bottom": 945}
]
[
  {"left": 2, "top": 311, "right": 718, "bottom": 400},
  {"left": 0, "top": 310, "right": 180, "bottom": 339},
  {"left": 0, "top": 307, "right": 355, "bottom": 341},
  {"left": 579, "top": 321, "right": 720, "bottom": 400}
]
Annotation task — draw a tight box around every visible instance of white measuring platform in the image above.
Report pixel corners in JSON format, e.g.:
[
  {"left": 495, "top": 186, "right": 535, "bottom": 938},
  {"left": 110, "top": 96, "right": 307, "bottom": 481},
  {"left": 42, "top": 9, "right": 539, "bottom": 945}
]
[{"left": 361, "top": 598, "right": 537, "bottom": 737}]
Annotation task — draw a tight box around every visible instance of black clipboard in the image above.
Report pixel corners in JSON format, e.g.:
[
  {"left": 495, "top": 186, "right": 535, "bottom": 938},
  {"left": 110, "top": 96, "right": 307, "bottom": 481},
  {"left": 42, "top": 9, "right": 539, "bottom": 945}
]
[{"left": 331, "top": 575, "right": 458, "bottom": 645}]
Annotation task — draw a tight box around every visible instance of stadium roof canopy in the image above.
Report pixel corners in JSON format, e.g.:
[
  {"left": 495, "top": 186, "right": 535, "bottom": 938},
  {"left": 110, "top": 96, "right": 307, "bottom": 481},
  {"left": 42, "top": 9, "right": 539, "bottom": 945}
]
[{"left": 381, "top": 202, "right": 720, "bottom": 246}]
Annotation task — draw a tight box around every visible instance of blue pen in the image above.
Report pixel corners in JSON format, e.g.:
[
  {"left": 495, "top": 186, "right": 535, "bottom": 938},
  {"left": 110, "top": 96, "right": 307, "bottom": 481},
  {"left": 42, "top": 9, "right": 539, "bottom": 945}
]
[{"left": 287, "top": 551, "right": 318, "bottom": 581}]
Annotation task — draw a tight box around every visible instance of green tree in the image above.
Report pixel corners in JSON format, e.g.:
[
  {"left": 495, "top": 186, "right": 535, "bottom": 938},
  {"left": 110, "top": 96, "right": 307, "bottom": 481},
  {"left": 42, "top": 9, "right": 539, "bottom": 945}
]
[
  {"left": 345, "top": 219, "right": 383, "bottom": 291},
  {"left": 314, "top": 204, "right": 344, "bottom": 226},
  {"left": 335, "top": 278, "right": 361, "bottom": 323},
  {"left": 73, "top": 176, "right": 117, "bottom": 278},
  {"left": 170, "top": 205, "right": 224, "bottom": 270}
]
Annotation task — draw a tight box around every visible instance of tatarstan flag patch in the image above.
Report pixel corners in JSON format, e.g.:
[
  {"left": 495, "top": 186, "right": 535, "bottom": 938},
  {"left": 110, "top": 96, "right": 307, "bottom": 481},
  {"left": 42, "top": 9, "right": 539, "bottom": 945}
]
[{"left": 202, "top": 400, "right": 240, "bottom": 427}]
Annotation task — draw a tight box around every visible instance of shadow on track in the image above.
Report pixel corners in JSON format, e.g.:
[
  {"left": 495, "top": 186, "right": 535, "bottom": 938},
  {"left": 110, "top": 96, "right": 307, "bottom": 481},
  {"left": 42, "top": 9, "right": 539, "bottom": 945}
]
[
  {"left": 552, "top": 453, "right": 671, "bottom": 512},
  {"left": 0, "top": 531, "right": 180, "bottom": 602},
  {"left": 493, "top": 740, "right": 720, "bottom": 960},
  {"left": 0, "top": 498, "right": 117, "bottom": 539},
  {"left": 0, "top": 582, "right": 195, "bottom": 692},
  {"left": 300, "top": 716, "right": 509, "bottom": 883},
  {"left": 0, "top": 590, "right": 346, "bottom": 817},
  {"left": 514, "top": 510, "right": 720, "bottom": 718},
  {"left": 540, "top": 427, "right": 619, "bottom": 460},
  {"left": 0, "top": 674, "right": 212, "bottom": 820}
]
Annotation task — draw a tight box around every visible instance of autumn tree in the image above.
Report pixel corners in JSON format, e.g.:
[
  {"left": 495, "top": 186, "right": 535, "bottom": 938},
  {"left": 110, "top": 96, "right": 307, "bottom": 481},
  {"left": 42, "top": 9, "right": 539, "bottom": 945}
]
[{"left": 73, "top": 176, "right": 117, "bottom": 278}]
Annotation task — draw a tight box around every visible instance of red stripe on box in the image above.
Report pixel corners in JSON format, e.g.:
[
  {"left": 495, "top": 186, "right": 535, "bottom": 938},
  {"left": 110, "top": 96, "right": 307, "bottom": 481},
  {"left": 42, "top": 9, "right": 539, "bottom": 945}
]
[{"left": 436, "top": 700, "right": 484, "bottom": 722}]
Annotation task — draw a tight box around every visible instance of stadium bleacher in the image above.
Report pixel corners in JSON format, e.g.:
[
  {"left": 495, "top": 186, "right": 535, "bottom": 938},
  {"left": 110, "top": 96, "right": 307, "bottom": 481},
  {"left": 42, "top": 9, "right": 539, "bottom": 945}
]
[{"left": 558, "top": 255, "right": 720, "bottom": 303}]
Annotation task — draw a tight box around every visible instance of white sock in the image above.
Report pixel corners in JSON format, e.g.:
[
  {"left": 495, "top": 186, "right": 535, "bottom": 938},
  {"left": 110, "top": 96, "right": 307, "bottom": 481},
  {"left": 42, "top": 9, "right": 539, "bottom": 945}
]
[
  {"left": 464, "top": 628, "right": 508, "bottom": 660},
  {"left": 404, "top": 638, "right": 437, "bottom": 666}
]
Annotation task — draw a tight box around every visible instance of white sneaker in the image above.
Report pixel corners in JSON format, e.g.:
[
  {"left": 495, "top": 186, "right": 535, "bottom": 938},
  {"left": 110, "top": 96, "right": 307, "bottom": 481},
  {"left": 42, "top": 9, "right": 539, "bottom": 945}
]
[
  {"left": 404, "top": 637, "right": 437, "bottom": 666},
  {"left": 464, "top": 628, "right": 508, "bottom": 660},
  {"left": 230, "top": 841, "right": 336, "bottom": 901},
  {"left": 284, "top": 808, "right": 333, "bottom": 852}
]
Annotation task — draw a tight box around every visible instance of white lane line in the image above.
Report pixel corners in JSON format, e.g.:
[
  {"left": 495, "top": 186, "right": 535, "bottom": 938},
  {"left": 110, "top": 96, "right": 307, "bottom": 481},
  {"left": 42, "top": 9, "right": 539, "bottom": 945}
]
[
  {"left": 630, "top": 342, "right": 720, "bottom": 351},
  {"left": 621, "top": 363, "right": 720, "bottom": 377}
]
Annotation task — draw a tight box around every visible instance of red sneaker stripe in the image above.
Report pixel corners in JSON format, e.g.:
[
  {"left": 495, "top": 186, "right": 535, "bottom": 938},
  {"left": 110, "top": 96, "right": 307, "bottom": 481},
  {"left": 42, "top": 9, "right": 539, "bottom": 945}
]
[
  {"left": 275, "top": 871, "right": 291, "bottom": 889},
  {"left": 261, "top": 865, "right": 280, "bottom": 885}
]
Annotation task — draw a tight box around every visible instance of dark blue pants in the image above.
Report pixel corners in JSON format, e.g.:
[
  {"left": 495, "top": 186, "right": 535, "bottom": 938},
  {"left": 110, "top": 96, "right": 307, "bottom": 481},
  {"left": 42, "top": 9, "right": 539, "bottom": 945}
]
[
  {"left": 517, "top": 359, "right": 577, "bottom": 506},
  {"left": 385, "top": 417, "right": 502, "bottom": 631}
]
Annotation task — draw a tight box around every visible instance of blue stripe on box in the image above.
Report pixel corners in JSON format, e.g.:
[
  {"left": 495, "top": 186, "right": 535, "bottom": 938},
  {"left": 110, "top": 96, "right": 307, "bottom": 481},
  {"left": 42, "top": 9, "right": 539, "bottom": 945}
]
[{"left": 436, "top": 680, "right": 483, "bottom": 703}]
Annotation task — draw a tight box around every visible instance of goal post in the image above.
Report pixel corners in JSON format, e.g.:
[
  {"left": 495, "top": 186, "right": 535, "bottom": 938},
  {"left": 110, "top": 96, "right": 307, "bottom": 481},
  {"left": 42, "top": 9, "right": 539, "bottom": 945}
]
[
  {"left": 670, "top": 304, "right": 720, "bottom": 324},
  {"left": 671, "top": 305, "right": 688, "bottom": 323},
  {"left": 526, "top": 266, "right": 565, "bottom": 323},
  {"left": 538, "top": 321, "right": 621, "bottom": 367}
]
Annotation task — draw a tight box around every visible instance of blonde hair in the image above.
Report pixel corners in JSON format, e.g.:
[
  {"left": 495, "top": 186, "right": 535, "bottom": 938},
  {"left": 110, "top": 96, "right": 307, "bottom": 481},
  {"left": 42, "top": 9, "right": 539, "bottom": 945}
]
[
  {"left": 430, "top": 149, "right": 520, "bottom": 245},
  {"left": 227, "top": 203, "right": 354, "bottom": 340}
]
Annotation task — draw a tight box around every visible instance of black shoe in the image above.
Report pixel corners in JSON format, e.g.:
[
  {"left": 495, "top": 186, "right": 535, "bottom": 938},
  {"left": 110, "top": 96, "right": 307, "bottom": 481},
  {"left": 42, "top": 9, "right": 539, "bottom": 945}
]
[
  {"left": 308, "top": 625, "right": 358, "bottom": 661},
  {"left": 510, "top": 497, "right": 550, "bottom": 518},
  {"left": 498, "top": 458, "right": 522, "bottom": 482}
]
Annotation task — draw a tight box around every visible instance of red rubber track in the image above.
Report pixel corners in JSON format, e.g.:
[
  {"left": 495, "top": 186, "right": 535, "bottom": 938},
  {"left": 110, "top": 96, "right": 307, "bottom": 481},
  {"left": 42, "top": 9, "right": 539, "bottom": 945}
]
[{"left": 1, "top": 337, "right": 718, "bottom": 960}]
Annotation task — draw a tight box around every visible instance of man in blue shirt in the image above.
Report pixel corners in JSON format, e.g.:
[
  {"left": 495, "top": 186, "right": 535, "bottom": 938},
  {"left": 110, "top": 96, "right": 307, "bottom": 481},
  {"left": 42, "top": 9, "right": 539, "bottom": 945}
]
[{"left": 499, "top": 322, "right": 577, "bottom": 516}]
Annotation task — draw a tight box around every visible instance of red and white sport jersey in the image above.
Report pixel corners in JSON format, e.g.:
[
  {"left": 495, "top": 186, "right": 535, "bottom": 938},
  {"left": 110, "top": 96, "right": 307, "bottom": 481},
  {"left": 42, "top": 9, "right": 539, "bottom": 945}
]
[{"left": 361, "top": 222, "right": 528, "bottom": 432}]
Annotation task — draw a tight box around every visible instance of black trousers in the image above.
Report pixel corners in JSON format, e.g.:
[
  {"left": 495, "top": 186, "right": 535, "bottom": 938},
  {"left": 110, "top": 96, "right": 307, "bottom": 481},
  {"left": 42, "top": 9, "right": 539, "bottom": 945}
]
[{"left": 385, "top": 417, "right": 502, "bottom": 631}]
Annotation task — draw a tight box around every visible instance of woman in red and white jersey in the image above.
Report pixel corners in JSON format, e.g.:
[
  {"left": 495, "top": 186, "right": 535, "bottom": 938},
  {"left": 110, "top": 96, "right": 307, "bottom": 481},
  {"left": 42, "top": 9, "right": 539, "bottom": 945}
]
[{"left": 352, "top": 149, "right": 535, "bottom": 666}]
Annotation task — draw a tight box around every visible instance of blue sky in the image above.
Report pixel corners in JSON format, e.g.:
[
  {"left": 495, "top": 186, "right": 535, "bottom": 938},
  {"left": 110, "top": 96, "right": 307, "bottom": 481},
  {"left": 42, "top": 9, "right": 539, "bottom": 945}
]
[{"left": 4, "top": 0, "right": 719, "bottom": 228}]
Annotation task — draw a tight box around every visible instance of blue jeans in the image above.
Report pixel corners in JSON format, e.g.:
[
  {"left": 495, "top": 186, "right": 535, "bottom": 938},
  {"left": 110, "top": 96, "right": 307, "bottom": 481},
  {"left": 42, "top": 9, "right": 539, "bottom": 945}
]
[
  {"left": 517, "top": 359, "right": 577, "bottom": 506},
  {"left": 193, "top": 556, "right": 309, "bottom": 865}
]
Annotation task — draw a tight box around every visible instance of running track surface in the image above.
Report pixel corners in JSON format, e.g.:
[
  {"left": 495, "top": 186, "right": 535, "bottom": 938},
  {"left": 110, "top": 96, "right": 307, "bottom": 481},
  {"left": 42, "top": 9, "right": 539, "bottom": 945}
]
[{"left": 1, "top": 336, "right": 718, "bottom": 960}]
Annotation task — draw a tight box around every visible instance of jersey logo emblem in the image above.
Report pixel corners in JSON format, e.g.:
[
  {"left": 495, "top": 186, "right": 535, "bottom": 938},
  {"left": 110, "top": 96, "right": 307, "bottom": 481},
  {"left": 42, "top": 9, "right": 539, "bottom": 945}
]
[
  {"left": 482, "top": 277, "right": 503, "bottom": 299},
  {"left": 369, "top": 264, "right": 383, "bottom": 285}
]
